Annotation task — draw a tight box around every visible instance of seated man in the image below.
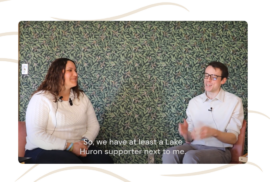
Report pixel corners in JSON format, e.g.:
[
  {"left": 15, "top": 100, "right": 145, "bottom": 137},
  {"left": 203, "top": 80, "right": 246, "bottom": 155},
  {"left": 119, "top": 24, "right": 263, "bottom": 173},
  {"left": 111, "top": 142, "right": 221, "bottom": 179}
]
[{"left": 162, "top": 61, "right": 244, "bottom": 164}]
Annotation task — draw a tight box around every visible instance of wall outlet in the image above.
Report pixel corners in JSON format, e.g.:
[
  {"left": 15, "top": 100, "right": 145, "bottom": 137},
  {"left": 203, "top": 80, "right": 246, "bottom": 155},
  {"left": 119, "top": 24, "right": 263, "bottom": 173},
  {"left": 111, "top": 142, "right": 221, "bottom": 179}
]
[
  {"left": 22, "top": 64, "right": 28, "bottom": 74},
  {"left": 239, "top": 156, "right": 248, "bottom": 163}
]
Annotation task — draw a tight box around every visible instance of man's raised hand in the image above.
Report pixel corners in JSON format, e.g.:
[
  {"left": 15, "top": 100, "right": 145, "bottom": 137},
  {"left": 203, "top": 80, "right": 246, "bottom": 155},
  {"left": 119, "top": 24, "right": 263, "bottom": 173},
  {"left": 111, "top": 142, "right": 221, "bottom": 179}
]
[{"left": 178, "top": 119, "right": 188, "bottom": 136}]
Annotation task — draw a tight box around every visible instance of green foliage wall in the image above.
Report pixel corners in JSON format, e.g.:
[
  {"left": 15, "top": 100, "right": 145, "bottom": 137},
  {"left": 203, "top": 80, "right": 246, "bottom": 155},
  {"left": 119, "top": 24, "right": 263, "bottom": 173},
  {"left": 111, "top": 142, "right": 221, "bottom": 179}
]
[{"left": 19, "top": 21, "right": 247, "bottom": 163}]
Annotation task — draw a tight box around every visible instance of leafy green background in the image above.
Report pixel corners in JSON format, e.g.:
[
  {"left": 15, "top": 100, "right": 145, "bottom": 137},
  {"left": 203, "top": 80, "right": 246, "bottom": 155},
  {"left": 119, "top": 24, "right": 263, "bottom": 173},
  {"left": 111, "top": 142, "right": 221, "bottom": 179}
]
[{"left": 19, "top": 21, "right": 247, "bottom": 163}]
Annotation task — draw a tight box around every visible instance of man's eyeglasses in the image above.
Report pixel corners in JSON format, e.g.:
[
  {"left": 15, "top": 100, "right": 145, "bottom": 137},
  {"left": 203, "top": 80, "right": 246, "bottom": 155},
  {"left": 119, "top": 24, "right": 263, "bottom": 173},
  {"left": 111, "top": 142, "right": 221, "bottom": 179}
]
[{"left": 204, "top": 73, "right": 222, "bottom": 81}]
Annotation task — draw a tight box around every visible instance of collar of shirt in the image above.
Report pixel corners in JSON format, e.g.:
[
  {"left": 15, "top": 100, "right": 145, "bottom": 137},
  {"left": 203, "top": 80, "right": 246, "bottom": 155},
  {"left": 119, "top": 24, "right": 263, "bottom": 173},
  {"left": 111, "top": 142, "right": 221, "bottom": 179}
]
[
  {"left": 202, "top": 88, "right": 225, "bottom": 103},
  {"left": 69, "top": 89, "right": 75, "bottom": 101}
]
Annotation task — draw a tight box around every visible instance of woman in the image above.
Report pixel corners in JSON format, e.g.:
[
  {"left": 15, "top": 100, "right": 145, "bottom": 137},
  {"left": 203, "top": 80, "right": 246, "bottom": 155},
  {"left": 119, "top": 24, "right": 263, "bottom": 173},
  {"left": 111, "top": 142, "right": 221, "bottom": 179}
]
[{"left": 24, "top": 58, "right": 113, "bottom": 163}]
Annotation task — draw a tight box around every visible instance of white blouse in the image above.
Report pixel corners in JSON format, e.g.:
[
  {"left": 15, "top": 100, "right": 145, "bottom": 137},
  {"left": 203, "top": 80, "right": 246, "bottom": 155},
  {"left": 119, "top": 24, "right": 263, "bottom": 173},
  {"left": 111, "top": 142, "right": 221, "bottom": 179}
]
[{"left": 25, "top": 90, "right": 100, "bottom": 150}]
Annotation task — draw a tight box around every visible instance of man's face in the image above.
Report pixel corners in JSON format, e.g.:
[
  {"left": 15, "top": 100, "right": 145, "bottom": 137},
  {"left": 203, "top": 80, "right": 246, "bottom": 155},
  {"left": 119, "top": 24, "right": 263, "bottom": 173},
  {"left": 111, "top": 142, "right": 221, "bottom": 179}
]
[{"left": 204, "top": 66, "right": 227, "bottom": 94}]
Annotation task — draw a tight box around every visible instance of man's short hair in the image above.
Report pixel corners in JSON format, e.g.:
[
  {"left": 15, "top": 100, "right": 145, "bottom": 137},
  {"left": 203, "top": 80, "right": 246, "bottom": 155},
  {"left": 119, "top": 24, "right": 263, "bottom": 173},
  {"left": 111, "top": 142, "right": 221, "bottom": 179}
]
[{"left": 207, "top": 61, "right": 228, "bottom": 80}]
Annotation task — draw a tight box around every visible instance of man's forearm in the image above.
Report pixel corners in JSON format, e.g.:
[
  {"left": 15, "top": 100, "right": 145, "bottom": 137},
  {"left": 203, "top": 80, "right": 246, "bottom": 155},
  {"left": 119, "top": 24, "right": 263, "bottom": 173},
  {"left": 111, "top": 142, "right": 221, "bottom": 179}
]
[
  {"left": 182, "top": 131, "right": 193, "bottom": 143},
  {"left": 213, "top": 130, "right": 237, "bottom": 145}
]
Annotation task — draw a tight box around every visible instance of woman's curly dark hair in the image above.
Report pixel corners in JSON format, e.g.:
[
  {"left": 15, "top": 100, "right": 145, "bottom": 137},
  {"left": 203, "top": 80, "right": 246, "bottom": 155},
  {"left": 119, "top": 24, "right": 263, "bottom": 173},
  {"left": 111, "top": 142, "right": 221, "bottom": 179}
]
[{"left": 32, "top": 58, "right": 83, "bottom": 102}]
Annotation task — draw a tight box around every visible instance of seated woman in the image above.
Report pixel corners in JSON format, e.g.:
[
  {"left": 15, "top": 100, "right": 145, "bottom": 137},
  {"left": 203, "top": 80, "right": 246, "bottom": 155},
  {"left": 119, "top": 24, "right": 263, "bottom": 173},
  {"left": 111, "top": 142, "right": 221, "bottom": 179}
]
[{"left": 24, "top": 58, "right": 113, "bottom": 163}]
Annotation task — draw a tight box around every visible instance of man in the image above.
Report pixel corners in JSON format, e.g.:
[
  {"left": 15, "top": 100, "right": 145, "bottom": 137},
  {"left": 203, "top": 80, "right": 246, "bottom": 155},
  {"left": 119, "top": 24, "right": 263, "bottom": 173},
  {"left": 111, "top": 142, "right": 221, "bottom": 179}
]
[{"left": 162, "top": 61, "right": 244, "bottom": 164}]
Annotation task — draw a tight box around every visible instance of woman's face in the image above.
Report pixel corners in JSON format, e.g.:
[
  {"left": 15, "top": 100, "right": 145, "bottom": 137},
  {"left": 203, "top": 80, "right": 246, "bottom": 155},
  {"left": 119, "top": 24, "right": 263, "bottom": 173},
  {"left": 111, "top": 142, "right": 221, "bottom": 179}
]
[{"left": 64, "top": 61, "right": 78, "bottom": 89}]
